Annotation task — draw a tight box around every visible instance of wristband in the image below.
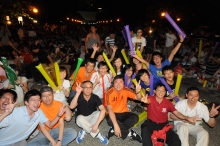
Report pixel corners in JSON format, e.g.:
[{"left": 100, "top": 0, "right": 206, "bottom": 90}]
[
  {"left": 179, "top": 41, "right": 183, "bottom": 43},
  {"left": 57, "top": 140, "right": 62, "bottom": 142}
]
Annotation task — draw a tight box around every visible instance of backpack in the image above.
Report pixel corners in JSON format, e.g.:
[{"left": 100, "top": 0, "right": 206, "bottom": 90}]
[{"left": 151, "top": 124, "right": 173, "bottom": 146}]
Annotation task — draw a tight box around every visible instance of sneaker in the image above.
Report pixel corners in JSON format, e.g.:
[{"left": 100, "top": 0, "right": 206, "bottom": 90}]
[
  {"left": 106, "top": 127, "right": 114, "bottom": 139},
  {"left": 130, "top": 129, "right": 142, "bottom": 143},
  {"left": 97, "top": 133, "right": 109, "bottom": 145},
  {"left": 76, "top": 130, "right": 86, "bottom": 144}
]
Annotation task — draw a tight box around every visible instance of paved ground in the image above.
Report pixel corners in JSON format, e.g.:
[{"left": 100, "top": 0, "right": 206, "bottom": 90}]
[{"left": 29, "top": 77, "right": 220, "bottom": 146}]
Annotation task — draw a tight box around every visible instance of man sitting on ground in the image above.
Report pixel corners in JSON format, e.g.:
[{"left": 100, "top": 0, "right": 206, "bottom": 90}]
[
  {"left": 104, "top": 75, "right": 146, "bottom": 143},
  {"left": 170, "top": 87, "right": 220, "bottom": 146},
  {"left": 0, "top": 89, "right": 65, "bottom": 146},
  {"left": 28, "top": 86, "right": 77, "bottom": 146},
  {"left": 69, "top": 81, "right": 108, "bottom": 145}
]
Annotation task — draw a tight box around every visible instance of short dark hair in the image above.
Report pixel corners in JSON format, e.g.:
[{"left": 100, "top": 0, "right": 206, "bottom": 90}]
[
  {"left": 154, "top": 83, "right": 167, "bottom": 92},
  {"left": 0, "top": 89, "right": 17, "bottom": 103},
  {"left": 186, "top": 87, "right": 200, "bottom": 95},
  {"left": 113, "top": 75, "right": 124, "bottom": 83},
  {"left": 162, "top": 65, "right": 174, "bottom": 74},
  {"left": 152, "top": 52, "right": 163, "bottom": 58},
  {"left": 85, "top": 58, "right": 96, "bottom": 66},
  {"left": 95, "top": 52, "right": 103, "bottom": 60},
  {"left": 24, "top": 89, "right": 41, "bottom": 102},
  {"left": 136, "top": 69, "right": 150, "bottom": 81},
  {"left": 59, "top": 66, "right": 67, "bottom": 72},
  {"left": 40, "top": 86, "right": 53, "bottom": 93},
  {"left": 97, "top": 61, "right": 108, "bottom": 69},
  {"left": 82, "top": 80, "right": 93, "bottom": 87}
]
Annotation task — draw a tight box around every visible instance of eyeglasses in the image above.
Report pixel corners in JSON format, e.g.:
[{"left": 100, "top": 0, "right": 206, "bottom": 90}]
[{"left": 82, "top": 87, "right": 93, "bottom": 89}]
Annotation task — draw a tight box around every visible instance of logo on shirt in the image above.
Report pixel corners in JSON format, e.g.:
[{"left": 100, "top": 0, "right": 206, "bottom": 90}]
[
  {"left": 162, "top": 108, "right": 167, "bottom": 113},
  {"left": 156, "top": 71, "right": 163, "bottom": 77}
]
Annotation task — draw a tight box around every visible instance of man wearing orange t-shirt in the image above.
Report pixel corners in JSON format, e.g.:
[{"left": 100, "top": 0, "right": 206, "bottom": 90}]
[
  {"left": 28, "top": 86, "right": 77, "bottom": 146},
  {"left": 68, "top": 58, "right": 96, "bottom": 103},
  {"left": 105, "top": 75, "right": 148, "bottom": 143}
]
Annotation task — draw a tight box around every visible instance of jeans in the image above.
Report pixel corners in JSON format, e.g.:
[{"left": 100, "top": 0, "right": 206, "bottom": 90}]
[
  {"left": 27, "top": 128, "right": 77, "bottom": 146},
  {"left": 67, "top": 90, "right": 76, "bottom": 104}
]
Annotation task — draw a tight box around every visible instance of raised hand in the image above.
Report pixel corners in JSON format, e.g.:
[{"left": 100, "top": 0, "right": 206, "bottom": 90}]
[
  {"left": 5, "top": 98, "right": 17, "bottom": 115},
  {"left": 75, "top": 82, "right": 82, "bottom": 93},
  {"left": 111, "top": 45, "right": 118, "bottom": 52},
  {"left": 209, "top": 104, "right": 220, "bottom": 117},
  {"left": 179, "top": 34, "right": 184, "bottom": 42},
  {"left": 92, "top": 44, "right": 99, "bottom": 51},
  {"left": 141, "top": 94, "right": 149, "bottom": 103},
  {"left": 94, "top": 75, "right": 100, "bottom": 84},
  {"left": 57, "top": 104, "right": 66, "bottom": 117},
  {"left": 135, "top": 80, "right": 142, "bottom": 94}
]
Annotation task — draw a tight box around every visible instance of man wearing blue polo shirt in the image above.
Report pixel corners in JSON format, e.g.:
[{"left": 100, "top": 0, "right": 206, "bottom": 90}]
[{"left": 0, "top": 89, "right": 65, "bottom": 146}]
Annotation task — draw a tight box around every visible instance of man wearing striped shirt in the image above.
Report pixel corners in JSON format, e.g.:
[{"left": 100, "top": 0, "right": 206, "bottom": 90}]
[{"left": 105, "top": 32, "right": 115, "bottom": 56}]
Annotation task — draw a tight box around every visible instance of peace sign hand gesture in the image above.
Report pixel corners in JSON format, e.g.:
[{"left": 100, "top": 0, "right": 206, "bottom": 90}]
[
  {"left": 5, "top": 98, "right": 17, "bottom": 115},
  {"left": 209, "top": 104, "right": 220, "bottom": 118},
  {"left": 75, "top": 82, "right": 82, "bottom": 94},
  {"left": 135, "top": 80, "right": 142, "bottom": 94}
]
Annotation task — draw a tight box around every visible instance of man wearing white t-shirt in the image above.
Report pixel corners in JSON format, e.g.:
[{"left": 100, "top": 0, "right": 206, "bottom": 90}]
[
  {"left": 132, "top": 28, "right": 146, "bottom": 53},
  {"left": 163, "top": 29, "right": 177, "bottom": 59},
  {"left": 170, "top": 87, "right": 220, "bottom": 146}
]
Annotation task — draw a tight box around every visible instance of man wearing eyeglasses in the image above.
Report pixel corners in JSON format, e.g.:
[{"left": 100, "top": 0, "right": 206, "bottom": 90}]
[
  {"left": 69, "top": 81, "right": 109, "bottom": 145},
  {"left": 132, "top": 28, "right": 146, "bottom": 53}
]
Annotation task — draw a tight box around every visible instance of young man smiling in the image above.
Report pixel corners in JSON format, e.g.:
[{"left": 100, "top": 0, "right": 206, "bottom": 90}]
[
  {"left": 0, "top": 89, "right": 65, "bottom": 146},
  {"left": 133, "top": 34, "right": 184, "bottom": 86},
  {"left": 170, "top": 87, "right": 220, "bottom": 146},
  {"left": 28, "top": 86, "right": 77, "bottom": 146},
  {"left": 141, "top": 84, "right": 198, "bottom": 146}
]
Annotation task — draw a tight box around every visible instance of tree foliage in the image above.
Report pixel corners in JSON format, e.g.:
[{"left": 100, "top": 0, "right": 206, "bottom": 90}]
[{"left": 0, "top": 0, "right": 31, "bottom": 23}]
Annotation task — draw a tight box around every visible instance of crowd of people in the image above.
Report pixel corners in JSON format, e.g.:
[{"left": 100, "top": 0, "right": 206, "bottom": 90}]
[{"left": 1, "top": 22, "right": 220, "bottom": 146}]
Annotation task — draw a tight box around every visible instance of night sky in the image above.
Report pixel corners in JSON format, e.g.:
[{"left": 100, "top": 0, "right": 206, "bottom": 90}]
[{"left": 31, "top": 0, "right": 220, "bottom": 32}]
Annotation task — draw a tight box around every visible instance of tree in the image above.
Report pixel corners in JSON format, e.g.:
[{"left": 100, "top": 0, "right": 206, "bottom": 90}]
[{"left": 0, "top": 0, "right": 31, "bottom": 23}]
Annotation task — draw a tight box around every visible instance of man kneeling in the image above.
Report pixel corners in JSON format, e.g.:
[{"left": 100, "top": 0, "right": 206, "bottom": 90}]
[{"left": 70, "top": 81, "right": 108, "bottom": 145}]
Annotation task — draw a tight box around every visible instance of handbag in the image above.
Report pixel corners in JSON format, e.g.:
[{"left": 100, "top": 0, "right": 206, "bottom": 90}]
[{"left": 151, "top": 124, "right": 173, "bottom": 146}]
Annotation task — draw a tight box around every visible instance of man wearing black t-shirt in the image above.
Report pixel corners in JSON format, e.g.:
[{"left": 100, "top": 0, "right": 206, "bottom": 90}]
[
  {"left": 69, "top": 81, "right": 108, "bottom": 145},
  {"left": 162, "top": 65, "right": 178, "bottom": 99}
]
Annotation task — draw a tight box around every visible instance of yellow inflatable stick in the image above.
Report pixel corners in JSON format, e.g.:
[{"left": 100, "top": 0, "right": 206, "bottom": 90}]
[
  {"left": 174, "top": 74, "right": 182, "bottom": 95},
  {"left": 103, "top": 52, "right": 116, "bottom": 76},
  {"left": 121, "top": 49, "right": 130, "bottom": 64},
  {"left": 36, "top": 64, "right": 58, "bottom": 90},
  {"left": 136, "top": 49, "right": 146, "bottom": 68},
  {"left": 134, "top": 111, "right": 147, "bottom": 127}
]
